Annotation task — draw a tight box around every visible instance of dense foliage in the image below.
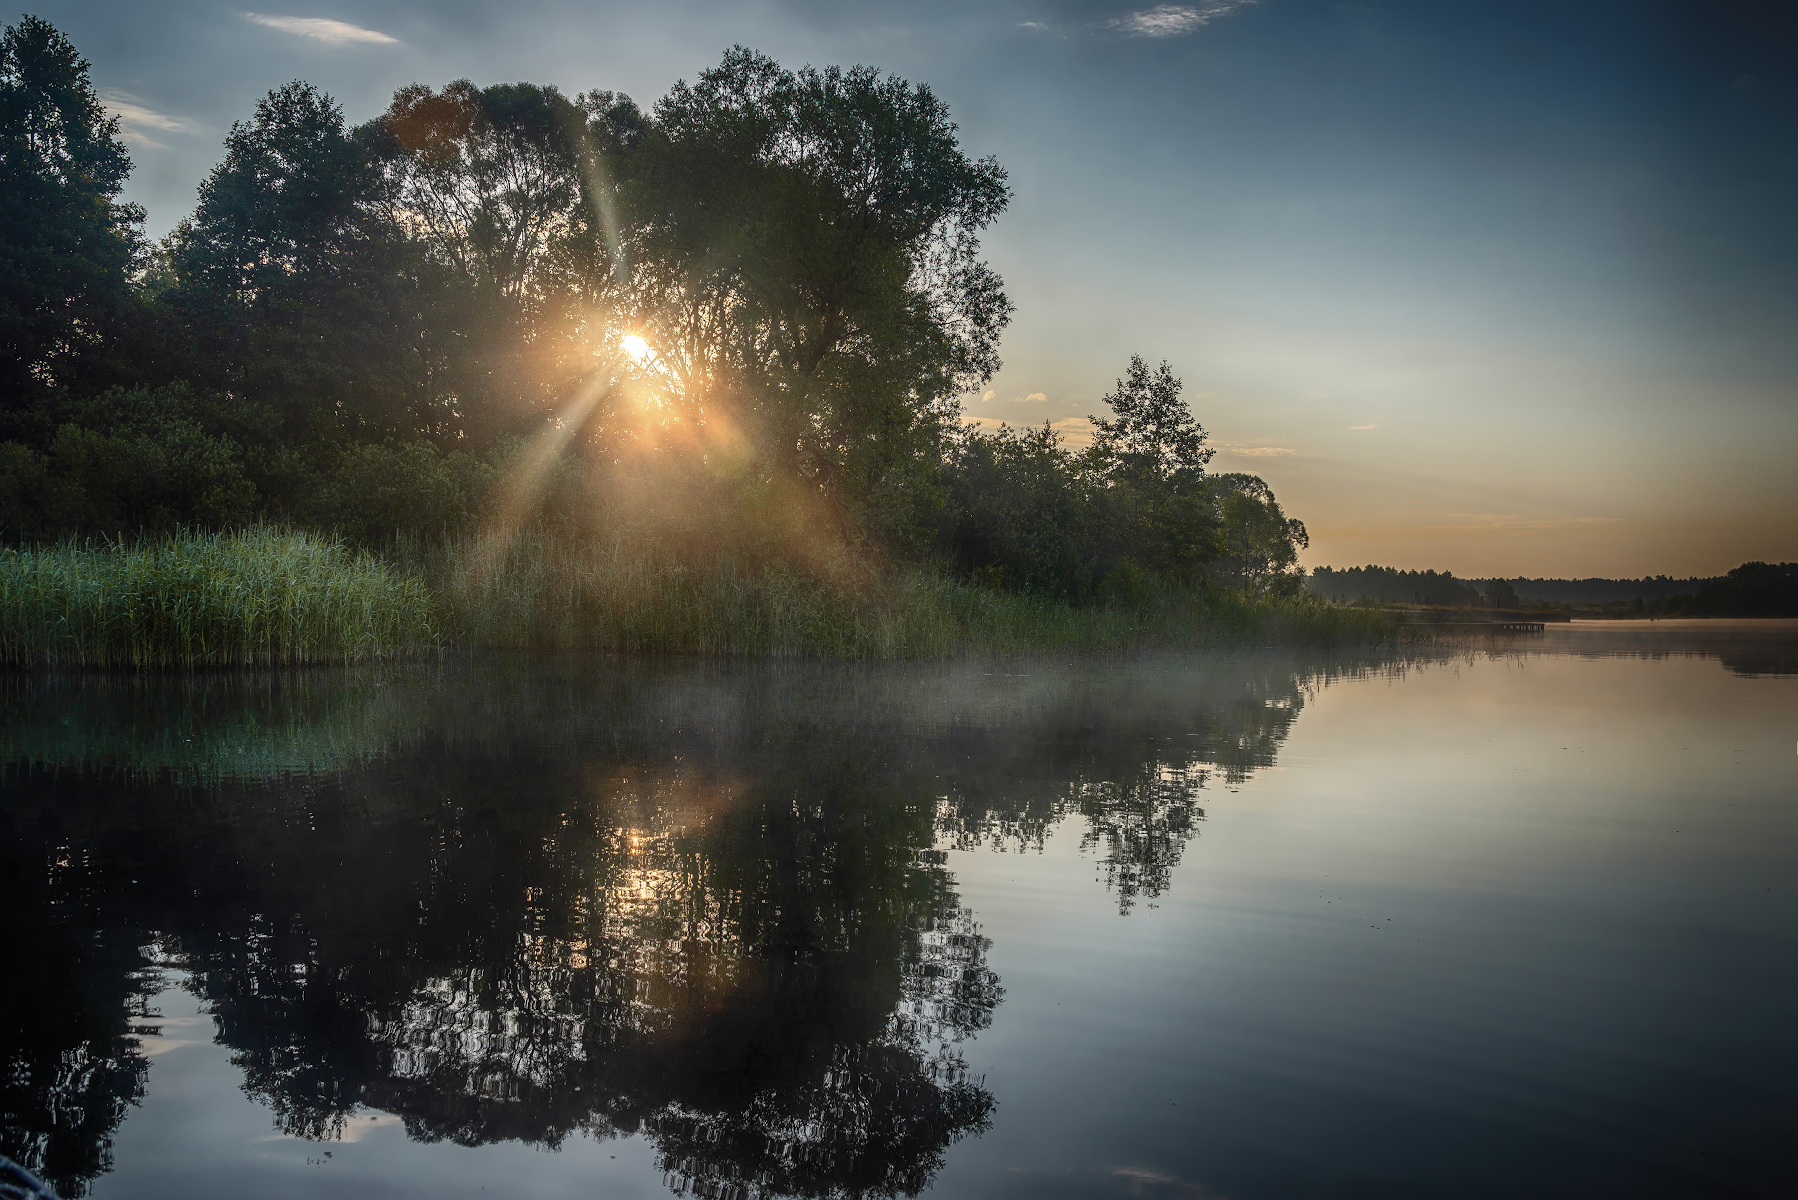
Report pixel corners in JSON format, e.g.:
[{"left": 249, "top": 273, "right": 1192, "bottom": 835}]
[
  {"left": 0, "top": 16, "right": 142, "bottom": 402},
  {"left": 0, "top": 18, "right": 1306, "bottom": 608},
  {"left": 944, "top": 357, "right": 1306, "bottom": 601},
  {"left": 1684, "top": 561, "right": 1798, "bottom": 616}
]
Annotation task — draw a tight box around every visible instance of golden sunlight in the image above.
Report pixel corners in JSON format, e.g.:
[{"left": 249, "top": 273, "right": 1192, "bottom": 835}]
[{"left": 621, "top": 334, "right": 651, "bottom": 363}]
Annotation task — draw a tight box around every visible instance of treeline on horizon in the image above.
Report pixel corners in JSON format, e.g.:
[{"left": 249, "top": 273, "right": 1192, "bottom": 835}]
[
  {"left": 0, "top": 14, "right": 1313, "bottom": 619},
  {"left": 1308, "top": 562, "right": 1798, "bottom": 616}
]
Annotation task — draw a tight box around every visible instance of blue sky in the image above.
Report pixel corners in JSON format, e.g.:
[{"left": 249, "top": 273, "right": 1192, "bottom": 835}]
[{"left": 38, "top": 0, "right": 1798, "bottom": 575}]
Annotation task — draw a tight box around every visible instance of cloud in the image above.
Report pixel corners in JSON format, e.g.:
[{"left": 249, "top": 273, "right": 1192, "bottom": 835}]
[
  {"left": 337, "top": 1112, "right": 405, "bottom": 1143},
  {"left": 1349, "top": 423, "right": 1378, "bottom": 431},
  {"left": 1105, "top": 2, "right": 1255, "bottom": 38},
  {"left": 1019, "top": 391, "right": 1047, "bottom": 403},
  {"left": 101, "top": 90, "right": 193, "bottom": 148},
  {"left": 1110, "top": 1166, "right": 1229, "bottom": 1198},
  {"left": 1049, "top": 417, "right": 1097, "bottom": 447},
  {"left": 243, "top": 13, "right": 398, "bottom": 44},
  {"left": 981, "top": 389, "right": 995, "bottom": 402},
  {"left": 1224, "top": 444, "right": 1296, "bottom": 457},
  {"left": 959, "top": 415, "right": 1097, "bottom": 447}
]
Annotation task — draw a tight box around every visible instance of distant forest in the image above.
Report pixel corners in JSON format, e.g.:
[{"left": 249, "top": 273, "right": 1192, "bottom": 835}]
[
  {"left": 1308, "top": 567, "right": 1712, "bottom": 605},
  {"left": 1309, "top": 562, "right": 1798, "bottom": 617}
]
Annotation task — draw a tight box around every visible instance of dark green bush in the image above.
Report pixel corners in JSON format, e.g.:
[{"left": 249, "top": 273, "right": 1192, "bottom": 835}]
[
  {"left": 1210, "top": 474, "right": 1309, "bottom": 597},
  {"left": 943, "top": 422, "right": 1102, "bottom": 598},
  {"left": 0, "top": 387, "right": 258, "bottom": 538},
  {"left": 309, "top": 441, "right": 495, "bottom": 543}
]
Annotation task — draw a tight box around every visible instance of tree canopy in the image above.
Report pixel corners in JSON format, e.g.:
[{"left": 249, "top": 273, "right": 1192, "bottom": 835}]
[
  {"left": 0, "top": 17, "right": 1310, "bottom": 605},
  {"left": 0, "top": 16, "right": 142, "bottom": 404}
]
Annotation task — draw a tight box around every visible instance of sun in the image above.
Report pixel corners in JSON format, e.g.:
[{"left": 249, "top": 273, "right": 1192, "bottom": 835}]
[{"left": 621, "top": 334, "right": 650, "bottom": 363}]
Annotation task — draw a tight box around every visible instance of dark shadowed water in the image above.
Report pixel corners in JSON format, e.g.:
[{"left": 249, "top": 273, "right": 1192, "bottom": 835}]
[{"left": 3, "top": 621, "right": 1794, "bottom": 1200}]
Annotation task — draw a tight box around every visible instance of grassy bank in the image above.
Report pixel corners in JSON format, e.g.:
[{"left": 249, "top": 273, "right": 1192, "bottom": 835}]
[
  {"left": 0, "top": 528, "right": 435, "bottom": 668},
  {"left": 1, "top": 527, "right": 1403, "bottom": 668},
  {"left": 404, "top": 526, "right": 1402, "bottom": 656}
]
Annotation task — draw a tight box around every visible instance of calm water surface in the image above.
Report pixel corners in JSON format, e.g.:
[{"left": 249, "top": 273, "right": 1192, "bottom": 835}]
[{"left": 3, "top": 621, "right": 1794, "bottom": 1199}]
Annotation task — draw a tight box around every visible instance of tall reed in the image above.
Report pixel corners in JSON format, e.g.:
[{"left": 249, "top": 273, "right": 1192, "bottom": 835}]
[
  {"left": 0, "top": 527, "right": 435, "bottom": 668},
  {"left": 398, "top": 525, "right": 1403, "bottom": 658},
  {"left": 0, "top": 526, "right": 1401, "bottom": 669}
]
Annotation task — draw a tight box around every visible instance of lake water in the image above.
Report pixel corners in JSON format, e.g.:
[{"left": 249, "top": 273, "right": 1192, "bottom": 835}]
[{"left": 3, "top": 621, "right": 1794, "bottom": 1200}]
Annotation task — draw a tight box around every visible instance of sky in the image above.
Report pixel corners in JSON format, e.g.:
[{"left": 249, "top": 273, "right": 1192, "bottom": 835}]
[{"left": 33, "top": 0, "right": 1798, "bottom": 577}]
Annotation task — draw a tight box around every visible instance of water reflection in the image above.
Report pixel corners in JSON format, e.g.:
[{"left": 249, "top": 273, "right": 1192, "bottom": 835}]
[
  {"left": 4, "top": 632, "right": 1776, "bottom": 1199},
  {"left": 1, "top": 654, "right": 1378, "bottom": 1198},
  {"left": 1544, "top": 619, "right": 1798, "bottom": 677}
]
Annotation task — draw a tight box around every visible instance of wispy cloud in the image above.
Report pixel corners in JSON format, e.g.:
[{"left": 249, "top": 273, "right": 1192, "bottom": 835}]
[
  {"left": 960, "top": 415, "right": 1097, "bottom": 447},
  {"left": 1105, "top": 2, "right": 1256, "bottom": 38},
  {"left": 1018, "top": 391, "right": 1047, "bottom": 403},
  {"left": 1110, "top": 1165, "right": 1230, "bottom": 1199},
  {"left": 1050, "top": 417, "right": 1097, "bottom": 447},
  {"left": 1224, "top": 444, "right": 1296, "bottom": 457},
  {"left": 980, "top": 389, "right": 996, "bottom": 402},
  {"left": 1349, "top": 423, "right": 1378, "bottom": 431},
  {"left": 101, "top": 90, "right": 193, "bottom": 148},
  {"left": 337, "top": 1113, "right": 405, "bottom": 1143},
  {"left": 244, "top": 13, "right": 398, "bottom": 44}
]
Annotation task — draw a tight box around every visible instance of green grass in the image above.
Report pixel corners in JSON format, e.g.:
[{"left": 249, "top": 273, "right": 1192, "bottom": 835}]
[
  {"left": 0, "top": 526, "right": 1404, "bottom": 669},
  {"left": 0, "top": 527, "right": 436, "bottom": 668}
]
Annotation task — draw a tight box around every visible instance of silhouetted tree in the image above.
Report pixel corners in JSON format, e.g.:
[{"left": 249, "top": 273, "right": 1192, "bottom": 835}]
[
  {"left": 0, "top": 16, "right": 142, "bottom": 411},
  {"left": 164, "top": 82, "right": 438, "bottom": 448},
  {"left": 1209, "top": 473, "right": 1309, "bottom": 597},
  {"left": 622, "top": 48, "right": 1013, "bottom": 546}
]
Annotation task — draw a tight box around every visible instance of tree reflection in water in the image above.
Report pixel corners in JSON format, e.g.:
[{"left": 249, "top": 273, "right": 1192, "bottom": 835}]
[{"left": 0, "top": 653, "right": 1392, "bottom": 1197}]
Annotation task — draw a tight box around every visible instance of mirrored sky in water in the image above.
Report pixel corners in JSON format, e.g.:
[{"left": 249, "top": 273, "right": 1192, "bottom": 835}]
[
  {"left": 31, "top": 0, "right": 1798, "bottom": 575},
  {"left": 2, "top": 625, "right": 1793, "bottom": 1199}
]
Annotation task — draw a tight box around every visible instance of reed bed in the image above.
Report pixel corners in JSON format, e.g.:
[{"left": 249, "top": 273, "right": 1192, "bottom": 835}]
[
  {"left": 402, "top": 526, "right": 1403, "bottom": 658},
  {"left": 0, "top": 528, "right": 436, "bottom": 668},
  {"left": 0, "top": 526, "right": 1401, "bottom": 669}
]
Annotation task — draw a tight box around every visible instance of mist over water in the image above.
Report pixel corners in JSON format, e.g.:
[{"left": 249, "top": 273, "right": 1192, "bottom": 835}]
[{"left": 3, "top": 625, "right": 1794, "bottom": 1199}]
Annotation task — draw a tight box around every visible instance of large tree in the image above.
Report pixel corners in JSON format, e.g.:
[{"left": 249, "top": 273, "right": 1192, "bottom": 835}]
[
  {"left": 617, "top": 48, "right": 1013, "bottom": 545},
  {"left": 361, "top": 80, "right": 646, "bottom": 444},
  {"left": 1209, "top": 473, "right": 1310, "bottom": 597},
  {"left": 1083, "top": 355, "right": 1221, "bottom": 585},
  {"left": 0, "top": 15, "right": 142, "bottom": 408},
  {"left": 165, "top": 82, "right": 439, "bottom": 446}
]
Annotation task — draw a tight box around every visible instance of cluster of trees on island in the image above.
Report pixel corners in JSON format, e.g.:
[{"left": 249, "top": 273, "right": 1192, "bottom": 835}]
[{"left": 0, "top": 15, "right": 1311, "bottom": 610}]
